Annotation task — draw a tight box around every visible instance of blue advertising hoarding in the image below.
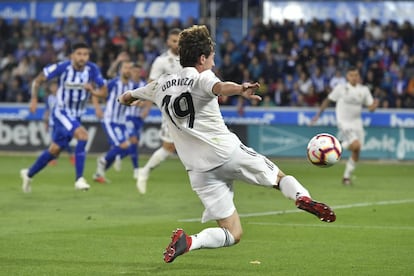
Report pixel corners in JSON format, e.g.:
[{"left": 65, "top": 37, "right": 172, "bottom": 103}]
[
  {"left": 0, "top": 1, "right": 199, "bottom": 22},
  {"left": 263, "top": 1, "right": 414, "bottom": 24},
  {"left": 1, "top": 104, "right": 413, "bottom": 159},
  {"left": 0, "top": 104, "right": 413, "bottom": 128}
]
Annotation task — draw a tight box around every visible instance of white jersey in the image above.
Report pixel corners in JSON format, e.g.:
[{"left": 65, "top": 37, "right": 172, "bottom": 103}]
[
  {"left": 149, "top": 49, "right": 182, "bottom": 80},
  {"left": 328, "top": 82, "right": 374, "bottom": 129},
  {"left": 131, "top": 67, "right": 240, "bottom": 172}
]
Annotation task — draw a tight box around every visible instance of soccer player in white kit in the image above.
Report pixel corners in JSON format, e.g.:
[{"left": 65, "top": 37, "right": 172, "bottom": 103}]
[
  {"left": 313, "top": 67, "right": 378, "bottom": 185},
  {"left": 118, "top": 25, "right": 336, "bottom": 263},
  {"left": 136, "top": 28, "right": 182, "bottom": 194}
]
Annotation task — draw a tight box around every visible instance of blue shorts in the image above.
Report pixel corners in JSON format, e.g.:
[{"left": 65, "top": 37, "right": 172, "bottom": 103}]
[
  {"left": 102, "top": 121, "right": 128, "bottom": 146},
  {"left": 126, "top": 116, "right": 144, "bottom": 139},
  {"left": 52, "top": 111, "right": 81, "bottom": 149}
]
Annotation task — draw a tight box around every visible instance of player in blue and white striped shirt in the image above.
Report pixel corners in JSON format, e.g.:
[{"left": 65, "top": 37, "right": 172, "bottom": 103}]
[
  {"left": 20, "top": 42, "right": 107, "bottom": 193},
  {"left": 93, "top": 61, "right": 143, "bottom": 183},
  {"left": 125, "top": 63, "right": 150, "bottom": 179},
  {"left": 43, "top": 81, "right": 75, "bottom": 166}
]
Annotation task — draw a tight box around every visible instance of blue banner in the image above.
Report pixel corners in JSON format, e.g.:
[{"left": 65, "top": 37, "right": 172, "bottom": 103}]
[
  {"left": 1, "top": 104, "right": 414, "bottom": 128},
  {"left": 263, "top": 1, "right": 414, "bottom": 24},
  {"left": 0, "top": 1, "right": 199, "bottom": 22},
  {"left": 1, "top": 104, "right": 413, "bottom": 159},
  {"left": 0, "top": 2, "right": 32, "bottom": 20}
]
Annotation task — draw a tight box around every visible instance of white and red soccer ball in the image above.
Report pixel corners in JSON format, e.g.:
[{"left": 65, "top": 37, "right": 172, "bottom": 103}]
[{"left": 307, "top": 133, "right": 342, "bottom": 167}]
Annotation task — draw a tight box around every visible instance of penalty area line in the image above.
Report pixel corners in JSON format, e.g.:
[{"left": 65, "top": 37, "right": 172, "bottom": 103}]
[{"left": 178, "top": 198, "right": 414, "bottom": 223}]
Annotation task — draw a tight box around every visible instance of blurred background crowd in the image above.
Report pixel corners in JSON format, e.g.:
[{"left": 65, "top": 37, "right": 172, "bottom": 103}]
[{"left": 1, "top": 13, "right": 414, "bottom": 108}]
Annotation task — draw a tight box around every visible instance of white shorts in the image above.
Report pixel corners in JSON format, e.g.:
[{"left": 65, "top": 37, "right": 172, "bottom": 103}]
[
  {"left": 338, "top": 127, "right": 365, "bottom": 149},
  {"left": 159, "top": 117, "right": 173, "bottom": 143},
  {"left": 188, "top": 143, "right": 279, "bottom": 223}
]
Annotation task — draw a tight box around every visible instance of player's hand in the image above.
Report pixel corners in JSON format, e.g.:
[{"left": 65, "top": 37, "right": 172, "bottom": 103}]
[
  {"left": 29, "top": 98, "right": 38, "bottom": 113},
  {"left": 118, "top": 91, "right": 137, "bottom": 105},
  {"left": 116, "top": 51, "right": 130, "bottom": 62},
  {"left": 241, "top": 82, "right": 262, "bottom": 101},
  {"left": 373, "top": 98, "right": 380, "bottom": 108},
  {"left": 368, "top": 98, "right": 380, "bottom": 112},
  {"left": 84, "top": 83, "right": 95, "bottom": 93},
  {"left": 310, "top": 114, "right": 319, "bottom": 126}
]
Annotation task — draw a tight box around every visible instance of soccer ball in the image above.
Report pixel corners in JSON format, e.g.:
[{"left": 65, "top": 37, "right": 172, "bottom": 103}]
[{"left": 307, "top": 133, "right": 342, "bottom": 167}]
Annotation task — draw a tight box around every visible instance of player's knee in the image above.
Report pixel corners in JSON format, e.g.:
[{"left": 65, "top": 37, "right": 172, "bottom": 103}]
[
  {"left": 231, "top": 229, "right": 243, "bottom": 244},
  {"left": 118, "top": 141, "right": 128, "bottom": 149},
  {"left": 350, "top": 140, "right": 361, "bottom": 151},
  {"left": 74, "top": 127, "right": 88, "bottom": 140},
  {"left": 129, "top": 136, "right": 138, "bottom": 144},
  {"left": 49, "top": 144, "right": 61, "bottom": 156},
  {"left": 275, "top": 171, "right": 286, "bottom": 187},
  {"left": 163, "top": 142, "right": 175, "bottom": 153}
]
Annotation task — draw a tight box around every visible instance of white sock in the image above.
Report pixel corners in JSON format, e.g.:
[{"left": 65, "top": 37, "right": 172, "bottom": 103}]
[
  {"left": 143, "top": 147, "right": 171, "bottom": 171},
  {"left": 96, "top": 156, "right": 106, "bottom": 176},
  {"left": 279, "top": 175, "right": 311, "bottom": 200},
  {"left": 343, "top": 158, "right": 356, "bottom": 178},
  {"left": 189, "top": 228, "right": 235, "bottom": 251}
]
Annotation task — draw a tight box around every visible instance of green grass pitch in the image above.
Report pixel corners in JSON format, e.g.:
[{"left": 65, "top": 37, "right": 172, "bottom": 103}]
[{"left": 1, "top": 154, "right": 413, "bottom": 275}]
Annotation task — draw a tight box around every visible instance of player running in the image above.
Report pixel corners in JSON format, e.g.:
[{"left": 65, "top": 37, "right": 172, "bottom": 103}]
[
  {"left": 136, "top": 28, "right": 182, "bottom": 194},
  {"left": 43, "top": 81, "right": 75, "bottom": 166},
  {"left": 21, "top": 42, "right": 107, "bottom": 192},
  {"left": 93, "top": 61, "right": 141, "bottom": 183},
  {"left": 312, "top": 66, "right": 378, "bottom": 185}
]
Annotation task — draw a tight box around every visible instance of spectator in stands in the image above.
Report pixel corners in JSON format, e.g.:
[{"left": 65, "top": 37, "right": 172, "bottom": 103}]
[
  {"left": 297, "top": 71, "right": 313, "bottom": 95},
  {"left": 219, "top": 30, "right": 236, "bottom": 58},
  {"left": 393, "top": 71, "right": 408, "bottom": 108},
  {"left": 1, "top": 14, "right": 414, "bottom": 110},
  {"left": 0, "top": 81, "right": 7, "bottom": 102},
  {"left": 6, "top": 76, "right": 26, "bottom": 103},
  {"left": 311, "top": 66, "right": 328, "bottom": 102},
  {"left": 273, "top": 78, "right": 290, "bottom": 106},
  {"left": 329, "top": 69, "right": 346, "bottom": 91}
]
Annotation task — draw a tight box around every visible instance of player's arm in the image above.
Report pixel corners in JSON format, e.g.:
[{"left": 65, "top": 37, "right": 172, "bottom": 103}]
[
  {"left": 212, "top": 81, "right": 261, "bottom": 101},
  {"left": 30, "top": 72, "right": 47, "bottom": 113},
  {"left": 139, "top": 100, "right": 153, "bottom": 119},
  {"left": 311, "top": 97, "right": 332, "bottom": 123},
  {"left": 84, "top": 83, "right": 108, "bottom": 99},
  {"left": 107, "top": 51, "right": 129, "bottom": 78},
  {"left": 43, "top": 106, "right": 50, "bottom": 130},
  {"left": 366, "top": 88, "right": 379, "bottom": 112},
  {"left": 367, "top": 99, "right": 379, "bottom": 112},
  {"left": 91, "top": 95, "right": 103, "bottom": 119},
  {"left": 118, "top": 82, "right": 155, "bottom": 105}
]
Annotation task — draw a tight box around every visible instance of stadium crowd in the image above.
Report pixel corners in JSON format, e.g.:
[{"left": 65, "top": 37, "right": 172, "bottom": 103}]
[{"left": 1, "top": 15, "right": 414, "bottom": 108}]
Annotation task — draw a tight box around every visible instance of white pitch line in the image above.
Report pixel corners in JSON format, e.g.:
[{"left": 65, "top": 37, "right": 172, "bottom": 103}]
[
  {"left": 178, "top": 198, "right": 414, "bottom": 222},
  {"left": 248, "top": 222, "right": 414, "bottom": 231}
]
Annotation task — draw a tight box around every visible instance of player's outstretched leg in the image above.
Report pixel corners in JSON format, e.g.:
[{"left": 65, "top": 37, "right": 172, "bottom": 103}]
[
  {"left": 20, "top": 169, "right": 32, "bottom": 193},
  {"left": 136, "top": 168, "right": 149, "bottom": 194},
  {"left": 296, "top": 196, "right": 336, "bottom": 222},
  {"left": 114, "top": 155, "right": 122, "bottom": 172},
  {"left": 93, "top": 156, "right": 110, "bottom": 183},
  {"left": 163, "top": 228, "right": 192, "bottom": 263},
  {"left": 278, "top": 175, "right": 336, "bottom": 222}
]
